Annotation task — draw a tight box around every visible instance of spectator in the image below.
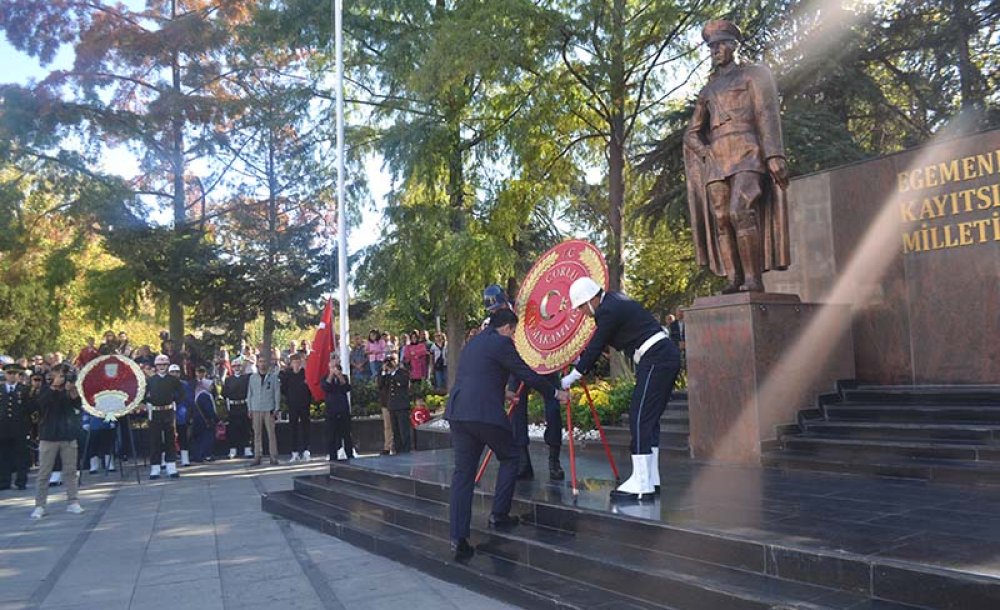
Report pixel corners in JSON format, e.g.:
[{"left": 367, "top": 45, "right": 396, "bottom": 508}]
[
  {"left": 74, "top": 338, "right": 100, "bottom": 368},
  {"left": 403, "top": 331, "right": 429, "bottom": 384},
  {"left": 31, "top": 365, "right": 84, "bottom": 519},
  {"left": 116, "top": 332, "right": 133, "bottom": 357},
  {"left": 365, "top": 330, "right": 385, "bottom": 378},
  {"left": 349, "top": 336, "right": 368, "bottom": 383},
  {"left": 97, "top": 331, "right": 118, "bottom": 356},
  {"left": 281, "top": 353, "right": 312, "bottom": 462},
  {"left": 190, "top": 377, "right": 218, "bottom": 463},
  {"left": 133, "top": 345, "right": 155, "bottom": 367},
  {"left": 322, "top": 355, "right": 353, "bottom": 461},
  {"left": 379, "top": 355, "right": 411, "bottom": 454},
  {"left": 430, "top": 333, "right": 448, "bottom": 390},
  {"left": 82, "top": 409, "right": 116, "bottom": 475},
  {"left": 247, "top": 356, "right": 280, "bottom": 466}
]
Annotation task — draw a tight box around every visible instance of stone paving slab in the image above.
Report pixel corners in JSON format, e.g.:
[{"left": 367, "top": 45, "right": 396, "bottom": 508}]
[{"left": 0, "top": 458, "right": 521, "bottom": 610}]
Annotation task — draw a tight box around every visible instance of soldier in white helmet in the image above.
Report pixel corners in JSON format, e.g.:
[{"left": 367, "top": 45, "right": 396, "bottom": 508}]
[
  {"left": 144, "top": 354, "right": 184, "bottom": 479},
  {"left": 561, "top": 278, "right": 681, "bottom": 502}
]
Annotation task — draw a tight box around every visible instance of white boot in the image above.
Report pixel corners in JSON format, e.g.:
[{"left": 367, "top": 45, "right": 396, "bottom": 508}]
[
  {"left": 302, "top": 450, "right": 311, "bottom": 462},
  {"left": 180, "top": 450, "right": 190, "bottom": 466},
  {"left": 89, "top": 456, "right": 100, "bottom": 474},
  {"left": 228, "top": 448, "right": 237, "bottom": 459},
  {"left": 609, "top": 454, "right": 654, "bottom": 502},
  {"left": 150, "top": 464, "right": 161, "bottom": 479},
  {"left": 244, "top": 447, "right": 253, "bottom": 458},
  {"left": 166, "top": 462, "right": 179, "bottom": 478},
  {"left": 651, "top": 447, "right": 661, "bottom": 494},
  {"left": 289, "top": 451, "right": 300, "bottom": 464},
  {"left": 49, "top": 472, "right": 62, "bottom": 486},
  {"left": 160, "top": 453, "right": 166, "bottom": 468},
  {"left": 105, "top": 455, "right": 115, "bottom": 472},
  {"left": 336, "top": 447, "right": 347, "bottom": 460}
]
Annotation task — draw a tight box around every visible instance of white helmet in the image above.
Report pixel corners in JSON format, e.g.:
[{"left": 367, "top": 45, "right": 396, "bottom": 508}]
[
  {"left": 154, "top": 354, "right": 170, "bottom": 365},
  {"left": 569, "top": 277, "right": 602, "bottom": 309}
]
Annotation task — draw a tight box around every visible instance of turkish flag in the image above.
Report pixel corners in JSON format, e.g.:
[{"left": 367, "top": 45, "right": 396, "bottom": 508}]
[{"left": 306, "top": 299, "right": 334, "bottom": 401}]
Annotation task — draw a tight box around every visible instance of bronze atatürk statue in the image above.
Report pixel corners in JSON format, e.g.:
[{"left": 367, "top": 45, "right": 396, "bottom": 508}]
[{"left": 683, "top": 20, "right": 790, "bottom": 294}]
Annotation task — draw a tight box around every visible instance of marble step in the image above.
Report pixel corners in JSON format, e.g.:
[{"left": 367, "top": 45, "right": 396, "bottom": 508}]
[
  {"left": 323, "top": 461, "right": 1000, "bottom": 609},
  {"left": 822, "top": 404, "right": 1000, "bottom": 424},
  {"left": 800, "top": 421, "right": 1000, "bottom": 444},
  {"left": 782, "top": 435, "right": 1000, "bottom": 462},
  {"left": 762, "top": 449, "right": 1000, "bottom": 486},
  {"left": 262, "top": 490, "right": 666, "bottom": 609},
  {"left": 841, "top": 387, "right": 1000, "bottom": 405},
  {"left": 289, "top": 475, "right": 917, "bottom": 610}
]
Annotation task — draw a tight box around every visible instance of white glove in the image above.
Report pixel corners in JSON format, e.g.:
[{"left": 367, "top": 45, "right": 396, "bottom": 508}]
[{"left": 560, "top": 369, "right": 582, "bottom": 390}]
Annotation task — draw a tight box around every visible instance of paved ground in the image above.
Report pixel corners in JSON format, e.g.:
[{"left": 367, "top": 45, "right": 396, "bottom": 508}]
[{"left": 0, "top": 458, "right": 519, "bottom": 610}]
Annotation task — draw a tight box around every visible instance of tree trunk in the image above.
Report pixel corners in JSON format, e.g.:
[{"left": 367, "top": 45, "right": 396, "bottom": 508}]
[
  {"left": 606, "top": 0, "right": 626, "bottom": 293},
  {"left": 262, "top": 307, "right": 275, "bottom": 367},
  {"left": 952, "top": 0, "right": 984, "bottom": 116},
  {"left": 444, "top": 297, "right": 465, "bottom": 389}
]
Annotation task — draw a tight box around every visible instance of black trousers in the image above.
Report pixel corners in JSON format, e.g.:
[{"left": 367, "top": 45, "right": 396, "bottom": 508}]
[
  {"left": 325, "top": 412, "right": 353, "bottom": 459},
  {"left": 289, "top": 406, "right": 311, "bottom": 453},
  {"left": 448, "top": 421, "right": 518, "bottom": 542},
  {"left": 388, "top": 409, "right": 411, "bottom": 453},
  {"left": 0, "top": 436, "right": 28, "bottom": 488},
  {"left": 148, "top": 410, "right": 177, "bottom": 463},
  {"left": 227, "top": 403, "right": 250, "bottom": 450},
  {"left": 631, "top": 342, "right": 681, "bottom": 454},
  {"left": 510, "top": 373, "right": 563, "bottom": 449},
  {"left": 86, "top": 429, "right": 116, "bottom": 459},
  {"left": 176, "top": 423, "right": 190, "bottom": 451}
]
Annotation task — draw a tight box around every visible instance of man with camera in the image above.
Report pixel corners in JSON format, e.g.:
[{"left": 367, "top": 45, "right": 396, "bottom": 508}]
[
  {"left": 321, "top": 355, "right": 353, "bottom": 460},
  {"left": 31, "top": 364, "right": 84, "bottom": 519},
  {"left": 378, "top": 355, "right": 411, "bottom": 454}
]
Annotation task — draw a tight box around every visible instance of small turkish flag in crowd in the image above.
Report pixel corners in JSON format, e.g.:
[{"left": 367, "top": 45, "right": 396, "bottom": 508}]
[{"left": 306, "top": 299, "right": 334, "bottom": 401}]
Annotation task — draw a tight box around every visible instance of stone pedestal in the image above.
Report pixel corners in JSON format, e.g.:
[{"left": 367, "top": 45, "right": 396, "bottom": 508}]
[{"left": 685, "top": 292, "right": 855, "bottom": 465}]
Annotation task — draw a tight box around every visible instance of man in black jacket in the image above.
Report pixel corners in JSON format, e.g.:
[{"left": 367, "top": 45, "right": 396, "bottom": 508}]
[
  {"left": 1, "top": 364, "right": 34, "bottom": 491},
  {"left": 378, "top": 355, "right": 411, "bottom": 454},
  {"left": 31, "top": 366, "right": 84, "bottom": 519},
  {"left": 445, "top": 309, "right": 568, "bottom": 560},
  {"left": 280, "top": 353, "right": 313, "bottom": 462}
]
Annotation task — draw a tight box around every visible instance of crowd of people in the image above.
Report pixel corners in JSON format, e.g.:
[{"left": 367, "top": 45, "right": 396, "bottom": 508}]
[{"left": 0, "top": 326, "right": 454, "bottom": 519}]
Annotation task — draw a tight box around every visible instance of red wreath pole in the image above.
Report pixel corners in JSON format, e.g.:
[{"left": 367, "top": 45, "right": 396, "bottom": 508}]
[
  {"left": 565, "top": 392, "right": 578, "bottom": 496},
  {"left": 580, "top": 380, "right": 620, "bottom": 481},
  {"left": 475, "top": 382, "right": 526, "bottom": 485}
]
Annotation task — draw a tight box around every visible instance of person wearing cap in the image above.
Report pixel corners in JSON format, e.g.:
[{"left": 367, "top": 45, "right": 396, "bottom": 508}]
[
  {"left": 222, "top": 358, "right": 253, "bottom": 459},
  {"left": 445, "top": 308, "right": 570, "bottom": 560},
  {"left": 246, "top": 355, "right": 281, "bottom": 466},
  {"left": 561, "top": 277, "right": 681, "bottom": 502},
  {"left": 144, "top": 354, "right": 184, "bottom": 479},
  {"left": 378, "top": 353, "right": 411, "bottom": 454},
  {"left": 683, "top": 19, "right": 790, "bottom": 294},
  {"left": 168, "top": 364, "right": 193, "bottom": 467},
  {"left": 1, "top": 363, "right": 35, "bottom": 491}
]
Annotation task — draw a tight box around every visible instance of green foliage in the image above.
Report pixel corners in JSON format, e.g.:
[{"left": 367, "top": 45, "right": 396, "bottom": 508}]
[
  {"left": 350, "top": 380, "right": 383, "bottom": 417},
  {"left": 524, "top": 378, "right": 635, "bottom": 432}
]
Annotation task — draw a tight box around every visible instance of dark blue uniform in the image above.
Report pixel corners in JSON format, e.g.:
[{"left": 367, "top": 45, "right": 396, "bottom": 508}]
[
  {"left": 574, "top": 292, "right": 680, "bottom": 454},
  {"left": 445, "top": 327, "right": 559, "bottom": 543}
]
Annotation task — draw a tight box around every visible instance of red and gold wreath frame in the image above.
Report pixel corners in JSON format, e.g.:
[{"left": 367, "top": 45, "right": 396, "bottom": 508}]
[
  {"left": 76, "top": 355, "right": 147, "bottom": 420},
  {"left": 513, "top": 239, "right": 609, "bottom": 374}
]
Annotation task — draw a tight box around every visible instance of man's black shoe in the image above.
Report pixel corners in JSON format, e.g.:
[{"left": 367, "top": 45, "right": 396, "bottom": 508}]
[
  {"left": 488, "top": 513, "right": 520, "bottom": 528},
  {"left": 0, "top": 486, "right": 10, "bottom": 491},
  {"left": 16, "top": 484, "right": 26, "bottom": 490},
  {"left": 451, "top": 538, "right": 474, "bottom": 560},
  {"left": 379, "top": 450, "right": 391, "bottom": 455}
]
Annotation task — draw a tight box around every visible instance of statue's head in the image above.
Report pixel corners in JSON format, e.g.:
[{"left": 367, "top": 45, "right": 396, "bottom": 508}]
[{"left": 702, "top": 20, "right": 742, "bottom": 69}]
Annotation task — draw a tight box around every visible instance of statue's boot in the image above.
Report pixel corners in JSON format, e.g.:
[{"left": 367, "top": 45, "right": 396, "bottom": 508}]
[
  {"left": 718, "top": 229, "right": 743, "bottom": 294},
  {"left": 737, "top": 229, "right": 764, "bottom": 292}
]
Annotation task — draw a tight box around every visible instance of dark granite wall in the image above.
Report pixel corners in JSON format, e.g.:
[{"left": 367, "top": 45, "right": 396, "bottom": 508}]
[{"left": 765, "top": 129, "right": 1000, "bottom": 384}]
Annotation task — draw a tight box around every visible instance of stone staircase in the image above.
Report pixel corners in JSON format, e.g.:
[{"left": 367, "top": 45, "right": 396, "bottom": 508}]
[{"left": 764, "top": 384, "right": 1000, "bottom": 485}]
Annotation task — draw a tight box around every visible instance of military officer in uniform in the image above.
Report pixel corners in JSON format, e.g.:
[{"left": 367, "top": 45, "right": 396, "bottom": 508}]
[
  {"left": 561, "top": 277, "right": 681, "bottom": 502},
  {"left": 683, "top": 19, "right": 790, "bottom": 294},
  {"left": 144, "top": 354, "right": 184, "bottom": 479},
  {"left": 222, "top": 359, "right": 252, "bottom": 459},
  {"left": 445, "top": 308, "right": 569, "bottom": 560},
  {"left": 0, "top": 364, "right": 34, "bottom": 490}
]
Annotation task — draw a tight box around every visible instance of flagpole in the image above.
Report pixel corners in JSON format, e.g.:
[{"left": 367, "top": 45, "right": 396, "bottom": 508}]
[{"left": 334, "top": 0, "right": 350, "bottom": 376}]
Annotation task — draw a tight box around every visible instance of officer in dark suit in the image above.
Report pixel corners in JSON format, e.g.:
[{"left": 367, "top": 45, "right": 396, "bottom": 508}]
[
  {"left": 562, "top": 277, "right": 681, "bottom": 502},
  {"left": 445, "top": 308, "right": 569, "bottom": 560},
  {"left": 0, "top": 364, "right": 35, "bottom": 490},
  {"left": 378, "top": 355, "right": 411, "bottom": 453}
]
